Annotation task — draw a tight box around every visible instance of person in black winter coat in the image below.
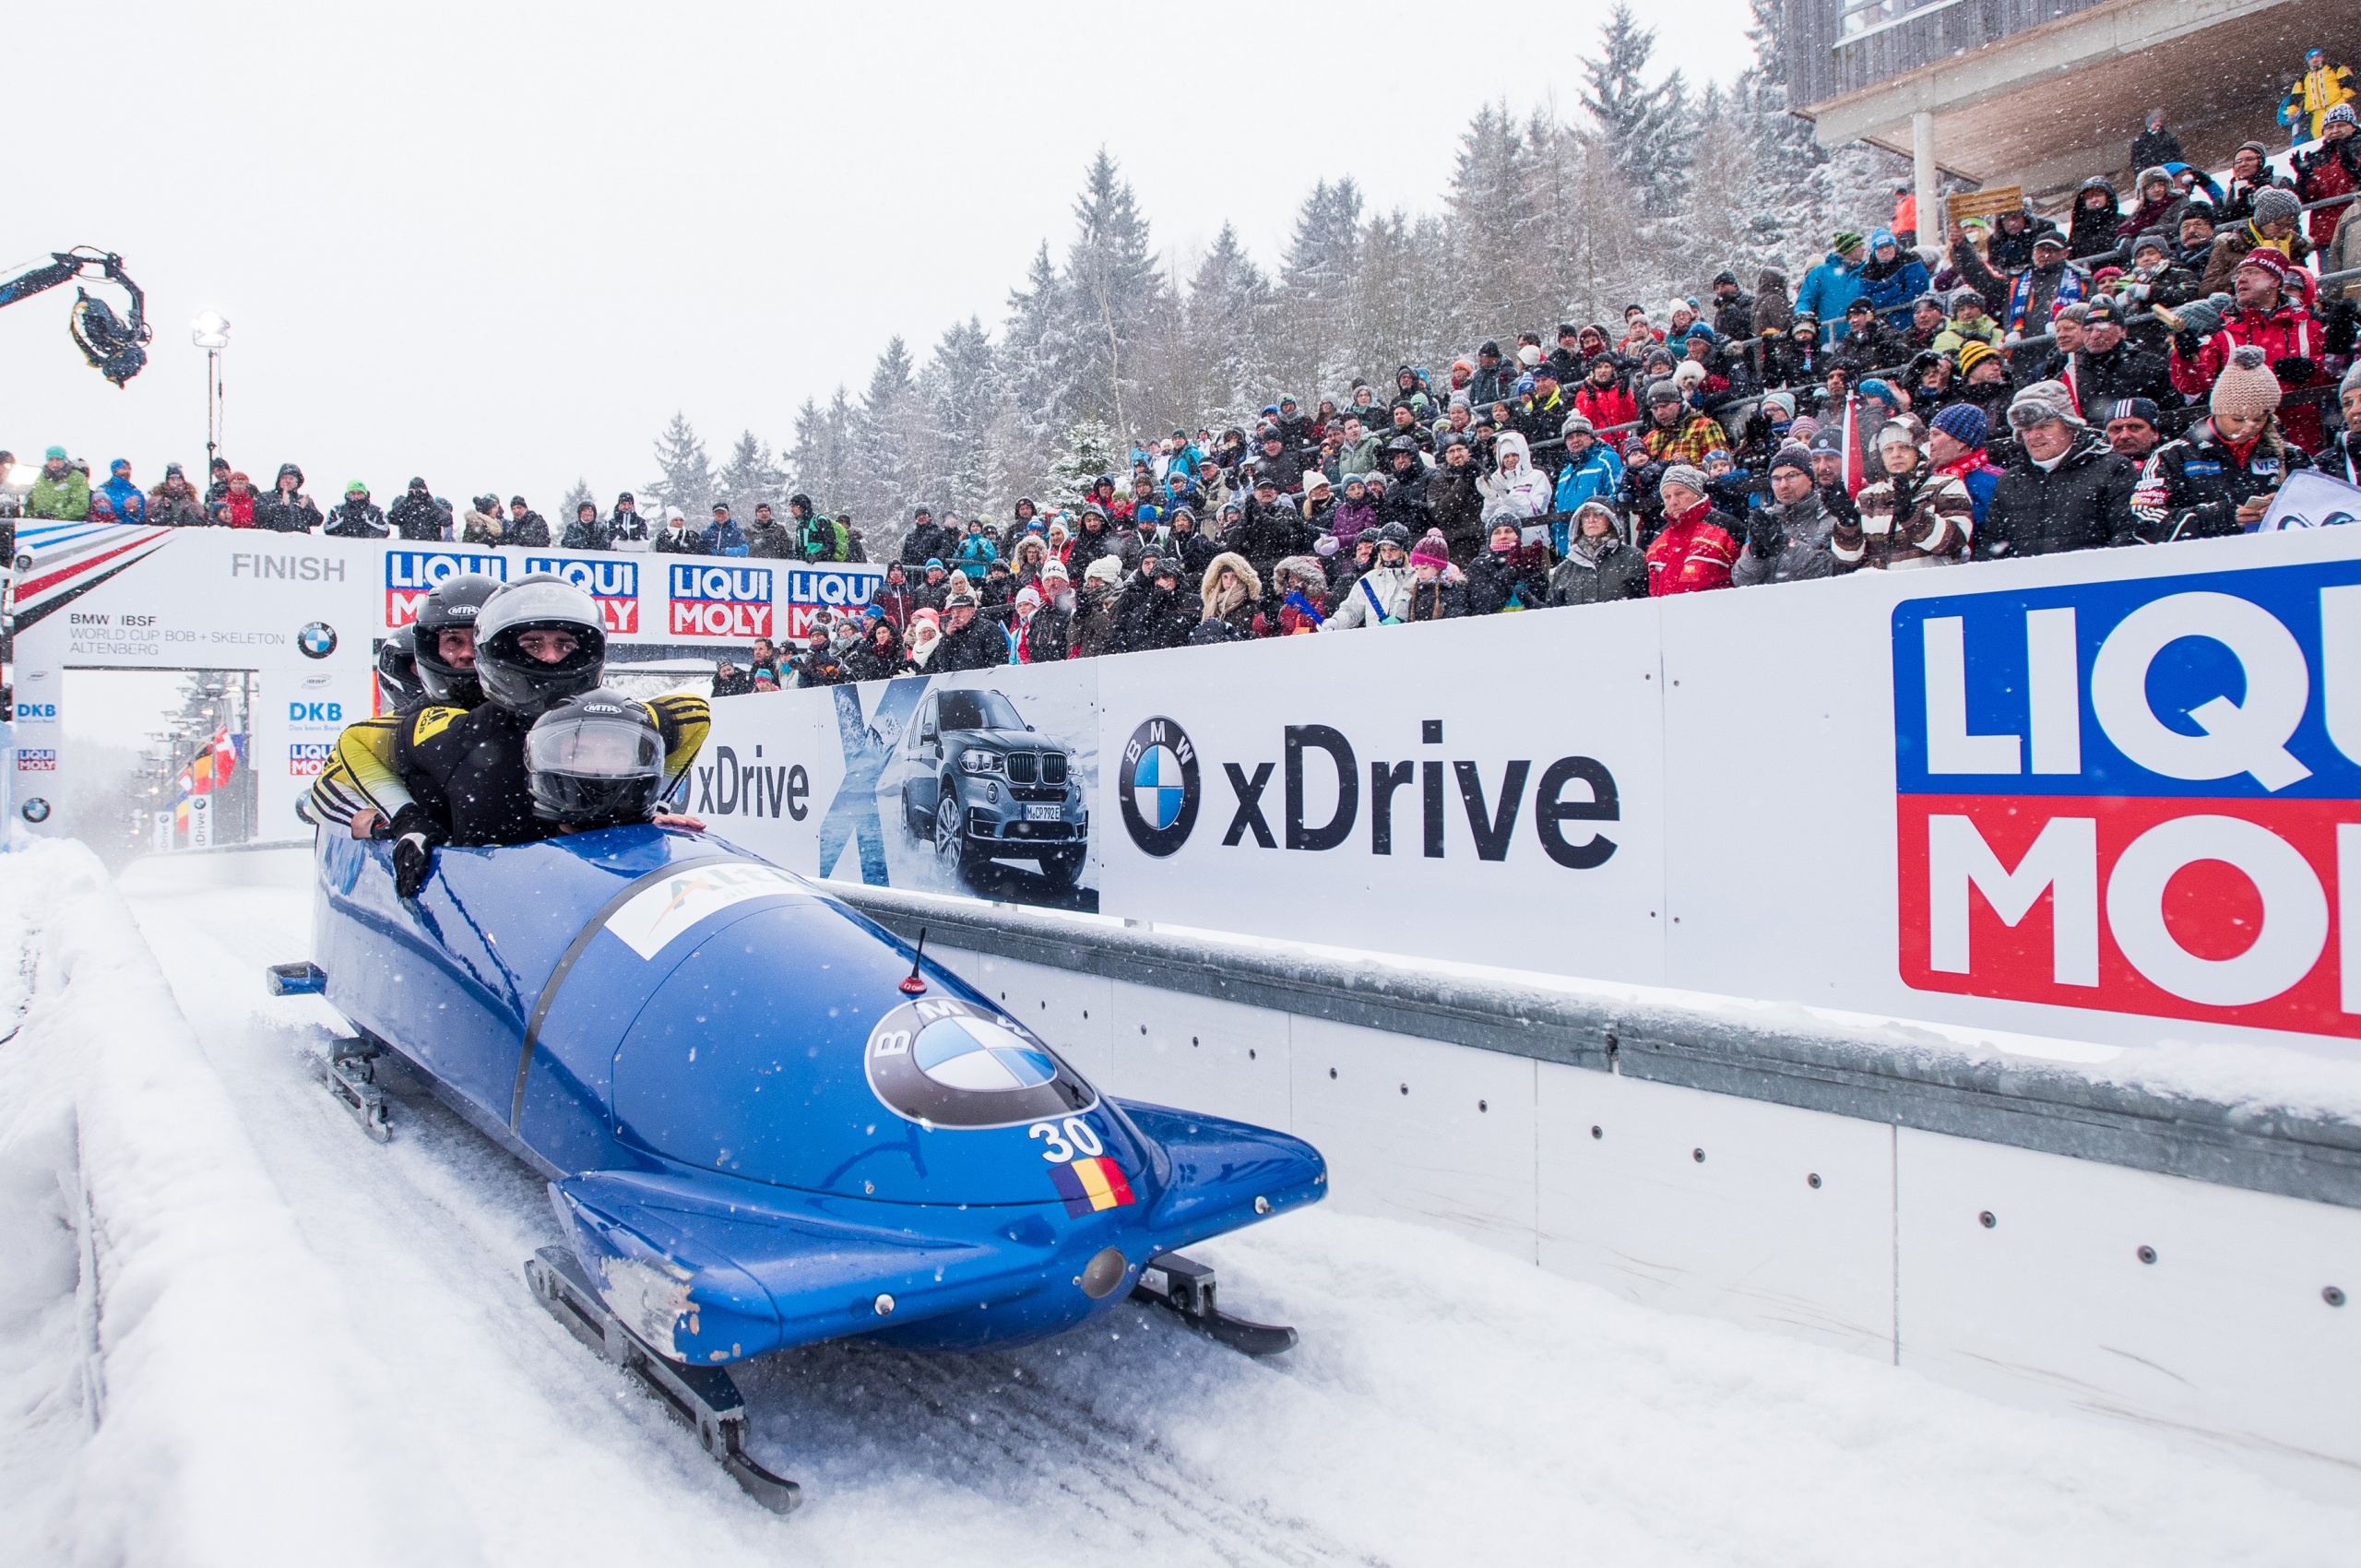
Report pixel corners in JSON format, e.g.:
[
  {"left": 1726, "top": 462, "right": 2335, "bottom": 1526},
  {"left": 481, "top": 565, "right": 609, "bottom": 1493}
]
[
  {"left": 2130, "top": 111, "right": 2183, "bottom": 181},
  {"left": 1464, "top": 521, "right": 1550, "bottom": 612},
  {"left": 930, "top": 590, "right": 1010, "bottom": 671},
  {"left": 1373, "top": 444, "right": 1433, "bottom": 532},
  {"left": 387, "top": 478, "right": 451, "bottom": 540},
  {"left": 1468, "top": 342, "right": 1513, "bottom": 407},
  {"left": 323, "top": 481, "right": 388, "bottom": 538},
  {"left": 1233, "top": 479, "right": 1308, "bottom": 575},
  {"left": 1113, "top": 561, "right": 1196, "bottom": 653},
  {"left": 1250, "top": 431, "right": 1304, "bottom": 495},
  {"left": 260, "top": 463, "right": 325, "bottom": 534},
  {"left": 504, "top": 496, "right": 551, "bottom": 548},
  {"left": 1976, "top": 386, "right": 2139, "bottom": 557},
  {"left": 1165, "top": 506, "right": 1218, "bottom": 578},
  {"left": 897, "top": 506, "right": 951, "bottom": 566},
  {"left": 560, "top": 502, "right": 612, "bottom": 551},
  {"left": 842, "top": 619, "right": 908, "bottom": 682},
  {"left": 1710, "top": 273, "right": 1755, "bottom": 342},
  {"left": 609, "top": 493, "right": 650, "bottom": 547}
]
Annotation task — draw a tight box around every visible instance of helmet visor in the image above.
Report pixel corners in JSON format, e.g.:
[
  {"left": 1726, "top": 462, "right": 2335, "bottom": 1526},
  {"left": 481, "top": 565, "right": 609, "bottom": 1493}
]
[{"left": 526, "top": 711, "right": 661, "bottom": 779}]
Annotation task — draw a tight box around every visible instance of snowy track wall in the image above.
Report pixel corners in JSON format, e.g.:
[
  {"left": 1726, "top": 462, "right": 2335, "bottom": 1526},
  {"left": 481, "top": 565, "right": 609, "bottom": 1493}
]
[
  {"left": 697, "top": 525, "right": 2361, "bottom": 1063},
  {"left": 0, "top": 838, "right": 417, "bottom": 1566},
  {"left": 836, "top": 884, "right": 2361, "bottom": 1498}
]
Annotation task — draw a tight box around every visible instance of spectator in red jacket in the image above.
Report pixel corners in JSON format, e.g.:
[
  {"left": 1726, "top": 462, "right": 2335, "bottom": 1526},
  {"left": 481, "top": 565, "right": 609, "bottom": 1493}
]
[
  {"left": 2165, "top": 247, "right": 2328, "bottom": 451},
  {"left": 1572, "top": 355, "right": 1638, "bottom": 432},
  {"left": 1644, "top": 465, "right": 1739, "bottom": 595}
]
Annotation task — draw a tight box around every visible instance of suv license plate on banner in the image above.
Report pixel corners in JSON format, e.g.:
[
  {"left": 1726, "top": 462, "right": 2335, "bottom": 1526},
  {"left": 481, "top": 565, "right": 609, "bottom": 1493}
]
[{"left": 1024, "top": 804, "right": 1062, "bottom": 821}]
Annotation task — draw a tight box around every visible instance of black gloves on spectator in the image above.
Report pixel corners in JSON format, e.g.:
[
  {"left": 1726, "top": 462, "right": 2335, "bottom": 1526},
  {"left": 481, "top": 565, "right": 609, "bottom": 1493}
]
[
  {"left": 1746, "top": 514, "right": 1785, "bottom": 562},
  {"left": 2327, "top": 299, "right": 2358, "bottom": 356},
  {"left": 2271, "top": 356, "right": 2316, "bottom": 385},
  {"left": 388, "top": 803, "right": 444, "bottom": 900}
]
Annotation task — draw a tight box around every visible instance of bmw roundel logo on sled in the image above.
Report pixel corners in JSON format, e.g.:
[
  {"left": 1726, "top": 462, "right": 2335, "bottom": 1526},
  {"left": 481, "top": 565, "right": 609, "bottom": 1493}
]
[
  {"left": 297, "top": 621, "right": 338, "bottom": 659},
  {"left": 1119, "top": 717, "right": 1199, "bottom": 857},
  {"left": 864, "top": 995, "right": 1097, "bottom": 1129}
]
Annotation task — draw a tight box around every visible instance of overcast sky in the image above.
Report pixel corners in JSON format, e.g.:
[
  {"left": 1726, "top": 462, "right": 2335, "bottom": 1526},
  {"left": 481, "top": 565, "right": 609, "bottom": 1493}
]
[{"left": 6, "top": 0, "right": 1757, "bottom": 512}]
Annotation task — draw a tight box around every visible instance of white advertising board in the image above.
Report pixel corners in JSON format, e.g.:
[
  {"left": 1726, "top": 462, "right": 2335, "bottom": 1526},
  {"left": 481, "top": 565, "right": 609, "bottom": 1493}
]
[
  {"left": 9, "top": 522, "right": 884, "bottom": 841},
  {"left": 701, "top": 527, "right": 2361, "bottom": 1061}
]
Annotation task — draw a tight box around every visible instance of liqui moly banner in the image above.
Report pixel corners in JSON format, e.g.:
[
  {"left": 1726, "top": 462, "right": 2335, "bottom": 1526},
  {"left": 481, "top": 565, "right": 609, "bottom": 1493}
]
[{"left": 1892, "top": 560, "right": 2360, "bottom": 1037}]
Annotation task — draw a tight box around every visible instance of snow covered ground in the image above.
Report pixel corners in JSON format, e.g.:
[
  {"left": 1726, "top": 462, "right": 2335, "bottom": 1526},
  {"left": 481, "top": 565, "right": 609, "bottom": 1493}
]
[{"left": 3, "top": 835, "right": 2356, "bottom": 1566}]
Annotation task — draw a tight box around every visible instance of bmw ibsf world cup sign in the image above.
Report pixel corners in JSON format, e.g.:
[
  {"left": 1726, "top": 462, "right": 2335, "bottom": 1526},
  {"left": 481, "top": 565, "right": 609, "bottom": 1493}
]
[
  {"left": 669, "top": 564, "right": 774, "bottom": 640},
  {"left": 526, "top": 555, "right": 640, "bottom": 634},
  {"left": 385, "top": 551, "right": 508, "bottom": 627},
  {"left": 1892, "top": 559, "right": 2361, "bottom": 1038}
]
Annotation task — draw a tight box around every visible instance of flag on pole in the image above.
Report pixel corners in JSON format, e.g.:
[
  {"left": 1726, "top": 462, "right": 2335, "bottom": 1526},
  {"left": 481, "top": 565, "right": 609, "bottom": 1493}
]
[
  {"left": 1840, "top": 391, "right": 1870, "bottom": 498},
  {"left": 210, "top": 728, "right": 239, "bottom": 787}
]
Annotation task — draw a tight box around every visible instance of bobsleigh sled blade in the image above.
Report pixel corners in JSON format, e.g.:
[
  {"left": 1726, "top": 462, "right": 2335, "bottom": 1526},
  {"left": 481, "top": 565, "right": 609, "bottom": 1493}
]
[{"left": 525, "top": 1245, "right": 801, "bottom": 1515}]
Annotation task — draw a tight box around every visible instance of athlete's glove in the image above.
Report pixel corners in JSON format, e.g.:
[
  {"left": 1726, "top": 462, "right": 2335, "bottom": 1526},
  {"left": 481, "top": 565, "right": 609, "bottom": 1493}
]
[{"left": 388, "top": 804, "right": 444, "bottom": 900}]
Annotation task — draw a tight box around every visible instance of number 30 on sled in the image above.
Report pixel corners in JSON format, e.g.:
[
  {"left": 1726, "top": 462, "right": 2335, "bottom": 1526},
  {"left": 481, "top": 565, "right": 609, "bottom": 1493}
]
[{"left": 271, "top": 826, "right": 1324, "bottom": 1512}]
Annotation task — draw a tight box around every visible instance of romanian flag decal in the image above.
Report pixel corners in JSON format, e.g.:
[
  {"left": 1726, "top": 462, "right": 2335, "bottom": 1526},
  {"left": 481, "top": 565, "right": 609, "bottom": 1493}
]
[{"left": 1049, "top": 1156, "right": 1135, "bottom": 1216}]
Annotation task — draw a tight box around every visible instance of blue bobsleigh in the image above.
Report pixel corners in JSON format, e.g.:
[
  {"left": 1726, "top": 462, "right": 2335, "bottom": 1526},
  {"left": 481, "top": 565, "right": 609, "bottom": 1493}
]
[{"left": 275, "top": 827, "right": 1325, "bottom": 1511}]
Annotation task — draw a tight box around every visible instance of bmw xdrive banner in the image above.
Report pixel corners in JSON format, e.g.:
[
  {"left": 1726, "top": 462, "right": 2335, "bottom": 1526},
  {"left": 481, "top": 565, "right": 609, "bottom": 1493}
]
[{"left": 1095, "top": 604, "right": 1669, "bottom": 980}]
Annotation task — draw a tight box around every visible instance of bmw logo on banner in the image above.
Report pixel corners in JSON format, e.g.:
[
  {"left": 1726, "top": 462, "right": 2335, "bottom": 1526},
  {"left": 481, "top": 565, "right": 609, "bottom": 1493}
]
[
  {"left": 864, "top": 995, "right": 1096, "bottom": 1128},
  {"left": 1119, "top": 716, "right": 1199, "bottom": 857},
  {"left": 297, "top": 622, "right": 339, "bottom": 659}
]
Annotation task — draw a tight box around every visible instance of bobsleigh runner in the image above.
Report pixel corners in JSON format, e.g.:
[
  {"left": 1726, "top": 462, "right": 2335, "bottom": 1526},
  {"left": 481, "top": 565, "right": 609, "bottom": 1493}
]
[{"left": 269, "top": 826, "right": 1325, "bottom": 1512}]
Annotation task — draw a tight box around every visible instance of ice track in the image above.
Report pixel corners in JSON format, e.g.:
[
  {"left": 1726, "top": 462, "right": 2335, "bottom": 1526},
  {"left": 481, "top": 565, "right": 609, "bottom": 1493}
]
[{"left": 5, "top": 838, "right": 2355, "bottom": 1566}]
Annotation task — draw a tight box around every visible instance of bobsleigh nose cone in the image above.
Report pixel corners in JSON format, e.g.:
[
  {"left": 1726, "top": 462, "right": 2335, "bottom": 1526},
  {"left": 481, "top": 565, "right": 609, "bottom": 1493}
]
[{"left": 1077, "top": 1246, "right": 1130, "bottom": 1301}]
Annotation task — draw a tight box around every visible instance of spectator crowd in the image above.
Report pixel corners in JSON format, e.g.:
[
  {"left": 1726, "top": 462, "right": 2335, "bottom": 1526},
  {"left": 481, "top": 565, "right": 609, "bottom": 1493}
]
[{"left": 11, "top": 99, "right": 2360, "bottom": 692}]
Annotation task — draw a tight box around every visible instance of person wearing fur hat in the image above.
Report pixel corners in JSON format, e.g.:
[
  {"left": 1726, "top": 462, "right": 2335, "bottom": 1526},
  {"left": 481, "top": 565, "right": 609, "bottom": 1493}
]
[
  {"left": 2167, "top": 244, "right": 2329, "bottom": 451},
  {"left": 2202, "top": 185, "right": 2315, "bottom": 293},
  {"left": 2131, "top": 346, "right": 2314, "bottom": 541},
  {"left": 1976, "top": 380, "right": 2139, "bottom": 557},
  {"left": 1267, "top": 555, "right": 1329, "bottom": 635},
  {"left": 1643, "top": 465, "right": 1739, "bottom": 595},
  {"left": 1732, "top": 446, "right": 1837, "bottom": 586},
  {"left": 1193, "top": 552, "right": 1264, "bottom": 643},
  {"left": 1835, "top": 422, "right": 1974, "bottom": 571}
]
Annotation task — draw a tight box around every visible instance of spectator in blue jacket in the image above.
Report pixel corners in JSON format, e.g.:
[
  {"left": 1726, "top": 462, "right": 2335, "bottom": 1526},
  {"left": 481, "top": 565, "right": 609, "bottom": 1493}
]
[
  {"left": 101, "top": 458, "right": 147, "bottom": 524},
  {"left": 1856, "top": 230, "right": 1932, "bottom": 330},
  {"left": 1550, "top": 415, "right": 1625, "bottom": 554},
  {"left": 1796, "top": 232, "right": 1869, "bottom": 343},
  {"left": 703, "top": 501, "right": 750, "bottom": 556}
]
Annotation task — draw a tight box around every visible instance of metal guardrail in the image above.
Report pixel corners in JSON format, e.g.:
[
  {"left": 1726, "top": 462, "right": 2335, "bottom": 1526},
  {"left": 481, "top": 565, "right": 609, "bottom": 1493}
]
[{"left": 832, "top": 882, "right": 2361, "bottom": 1211}]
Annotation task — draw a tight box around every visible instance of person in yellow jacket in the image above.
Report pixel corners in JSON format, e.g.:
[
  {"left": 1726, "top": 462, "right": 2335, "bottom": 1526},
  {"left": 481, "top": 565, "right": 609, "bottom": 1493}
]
[{"left": 2281, "top": 46, "right": 2355, "bottom": 145}]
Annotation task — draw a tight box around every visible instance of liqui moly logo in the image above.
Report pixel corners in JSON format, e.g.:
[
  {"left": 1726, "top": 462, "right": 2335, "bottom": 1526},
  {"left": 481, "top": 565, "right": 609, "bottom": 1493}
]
[
  {"left": 1893, "top": 561, "right": 2361, "bottom": 1038},
  {"left": 525, "top": 556, "right": 641, "bottom": 634},
  {"left": 783, "top": 564, "right": 882, "bottom": 640},
  {"left": 669, "top": 564, "right": 774, "bottom": 639},
  {"left": 289, "top": 742, "right": 333, "bottom": 777},
  {"left": 385, "top": 551, "right": 508, "bottom": 627}
]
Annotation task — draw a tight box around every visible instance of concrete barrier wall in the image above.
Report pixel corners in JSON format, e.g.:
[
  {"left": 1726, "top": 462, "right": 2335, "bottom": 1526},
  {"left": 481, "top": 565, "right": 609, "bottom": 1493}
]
[{"left": 836, "top": 886, "right": 2361, "bottom": 1498}]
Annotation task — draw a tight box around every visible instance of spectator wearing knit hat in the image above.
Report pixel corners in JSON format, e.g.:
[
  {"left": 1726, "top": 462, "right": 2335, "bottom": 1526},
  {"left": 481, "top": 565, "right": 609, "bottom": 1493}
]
[
  {"left": 1927, "top": 403, "right": 2004, "bottom": 531},
  {"left": 1977, "top": 380, "right": 2139, "bottom": 558},
  {"left": 1644, "top": 465, "right": 1739, "bottom": 595},
  {"left": 2323, "top": 362, "right": 2361, "bottom": 484},
  {"left": 2100, "top": 398, "right": 2166, "bottom": 461},
  {"left": 2201, "top": 185, "right": 2314, "bottom": 293},
  {"left": 2167, "top": 244, "right": 2330, "bottom": 453},
  {"left": 1402, "top": 530, "right": 1469, "bottom": 622},
  {"left": 2130, "top": 346, "right": 2313, "bottom": 542},
  {"left": 1732, "top": 445, "right": 1837, "bottom": 586}
]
